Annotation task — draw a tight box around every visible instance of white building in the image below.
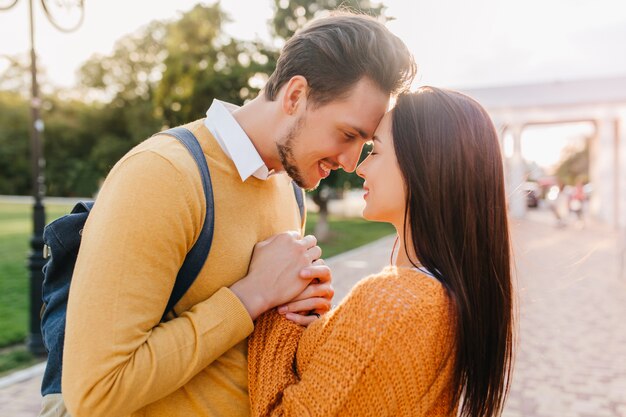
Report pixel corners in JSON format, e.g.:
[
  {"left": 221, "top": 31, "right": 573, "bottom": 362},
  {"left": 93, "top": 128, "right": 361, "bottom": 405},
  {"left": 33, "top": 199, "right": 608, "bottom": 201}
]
[{"left": 461, "top": 76, "right": 626, "bottom": 228}]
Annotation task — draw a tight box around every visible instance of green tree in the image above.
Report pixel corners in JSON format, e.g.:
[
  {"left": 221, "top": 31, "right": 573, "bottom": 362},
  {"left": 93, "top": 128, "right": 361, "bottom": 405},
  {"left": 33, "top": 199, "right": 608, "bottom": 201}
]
[
  {"left": 77, "top": 19, "right": 166, "bottom": 139},
  {"left": 155, "top": 4, "right": 278, "bottom": 126},
  {"left": 75, "top": 3, "right": 278, "bottom": 180},
  {"left": 0, "top": 91, "right": 30, "bottom": 195},
  {"left": 56, "top": 3, "right": 280, "bottom": 197},
  {"left": 0, "top": 55, "right": 61, "bottom": 196},
  {"left": 271, "top": 0, "right": 384, "bottom": 39},
  {"left": 43, "top": 98, "right": 105, "bottom": 196},
  {"left": 0, "top": 55, "right": 31, "bottom": 94},
  {"left": 556, "top": 141, "right": 589, "bottom": 185},
  {"left": 78, "top": 20, "right": 168, "bottom": 105}
]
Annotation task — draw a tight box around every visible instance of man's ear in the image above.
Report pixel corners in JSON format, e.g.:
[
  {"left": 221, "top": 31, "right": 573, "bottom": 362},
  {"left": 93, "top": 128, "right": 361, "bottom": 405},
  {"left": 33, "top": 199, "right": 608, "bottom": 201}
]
[{"left": 281, "top": 75, "right": 308, "bottom": 116}]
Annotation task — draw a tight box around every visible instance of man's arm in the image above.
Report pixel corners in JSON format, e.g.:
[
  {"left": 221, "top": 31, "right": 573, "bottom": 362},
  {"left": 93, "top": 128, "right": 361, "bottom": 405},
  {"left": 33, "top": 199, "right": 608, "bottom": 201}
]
[{"left": 62, "top": 148, "right": 319, "bottom": 417}]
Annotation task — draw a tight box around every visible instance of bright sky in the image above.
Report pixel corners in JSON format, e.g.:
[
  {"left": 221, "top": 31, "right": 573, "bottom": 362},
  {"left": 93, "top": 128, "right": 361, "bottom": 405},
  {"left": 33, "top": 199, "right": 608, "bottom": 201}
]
[{"left": 1, "top": 0, "right": 625, "bottom": 167}]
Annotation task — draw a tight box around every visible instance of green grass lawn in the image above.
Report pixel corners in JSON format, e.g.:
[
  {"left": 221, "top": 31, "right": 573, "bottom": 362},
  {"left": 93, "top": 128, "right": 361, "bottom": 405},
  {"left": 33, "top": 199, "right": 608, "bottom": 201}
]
[
  {"left": 0, "top": 201, "right": 75, "bottom": 376},
  {"left": 304, "top": 212, "right": 394, "bottom": 258},
  {"left": 0, "top": 345, "right": 42, "bottom": 377},
  {"left": 0, "top": 201, "right": 75, "bottom": 348},
  {"left": 0, "top": 201, "right": 393, "bottom": 374}
]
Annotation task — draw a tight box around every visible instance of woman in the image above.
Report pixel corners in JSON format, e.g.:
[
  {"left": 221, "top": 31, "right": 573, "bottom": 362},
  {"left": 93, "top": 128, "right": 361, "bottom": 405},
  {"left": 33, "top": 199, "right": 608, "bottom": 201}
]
[{"left": 248, "top": 87, "right": 514, "bottom": 417}]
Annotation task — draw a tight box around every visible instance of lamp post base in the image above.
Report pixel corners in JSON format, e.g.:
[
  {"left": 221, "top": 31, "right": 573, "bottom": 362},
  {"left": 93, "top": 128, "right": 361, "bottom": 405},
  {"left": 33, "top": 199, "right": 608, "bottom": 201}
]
[{"left": 27, "top": 203, "right": 47, "bottom": 357}]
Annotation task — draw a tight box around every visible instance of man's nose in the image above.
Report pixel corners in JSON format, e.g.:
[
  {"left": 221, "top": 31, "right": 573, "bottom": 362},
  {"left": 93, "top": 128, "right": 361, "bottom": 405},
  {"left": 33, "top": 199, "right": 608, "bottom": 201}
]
[{"left": 337, "top": 145, "right": 363, "bottom": 173}]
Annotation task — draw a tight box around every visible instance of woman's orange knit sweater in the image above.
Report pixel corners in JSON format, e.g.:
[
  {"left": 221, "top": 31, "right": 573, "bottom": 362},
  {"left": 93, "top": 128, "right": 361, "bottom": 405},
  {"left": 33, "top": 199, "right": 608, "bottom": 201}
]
[{"left": 248, "top": 266, "right": 458, "bottom": 416}]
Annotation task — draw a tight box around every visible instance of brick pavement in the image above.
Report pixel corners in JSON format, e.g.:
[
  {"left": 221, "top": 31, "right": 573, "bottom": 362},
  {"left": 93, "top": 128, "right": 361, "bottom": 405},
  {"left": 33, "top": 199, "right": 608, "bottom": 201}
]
[
  {"left": 1, "top": 214, "right": 625, "bottom": 416},
  {"left": 0, "top": 364, "right": 45, "bottom": 417},
  {"left": 504, "top": 212, "right": 626, "bottom": 417}
]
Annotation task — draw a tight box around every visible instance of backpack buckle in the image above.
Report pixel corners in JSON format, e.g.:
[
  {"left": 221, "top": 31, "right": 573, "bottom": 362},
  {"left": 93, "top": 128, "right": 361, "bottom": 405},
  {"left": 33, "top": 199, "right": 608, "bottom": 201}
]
[{"left": 43, "top": 244, "right": 51, "bottom": 259}]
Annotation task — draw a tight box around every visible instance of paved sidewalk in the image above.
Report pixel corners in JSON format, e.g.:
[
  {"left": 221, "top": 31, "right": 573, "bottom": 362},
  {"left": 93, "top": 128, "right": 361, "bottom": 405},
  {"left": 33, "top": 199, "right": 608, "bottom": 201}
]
[
  {"left": 504, "top": 212, "right": 626, "bottom": 417},
  {"left": 2, "top": 213, "right": 626, "bottom": 416},
  {"left": 0, "top": 363, "right": 44, "bottom": 417}
]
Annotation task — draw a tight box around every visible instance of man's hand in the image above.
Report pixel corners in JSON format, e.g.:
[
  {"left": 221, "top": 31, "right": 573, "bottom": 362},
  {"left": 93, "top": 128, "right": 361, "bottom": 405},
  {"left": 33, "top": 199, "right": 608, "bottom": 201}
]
[
  {"left": 229, "top": 231, "right": 321, "bottom": 320},
  {"left": 278, "top": 259, "right": 334, "bottom": 327}
]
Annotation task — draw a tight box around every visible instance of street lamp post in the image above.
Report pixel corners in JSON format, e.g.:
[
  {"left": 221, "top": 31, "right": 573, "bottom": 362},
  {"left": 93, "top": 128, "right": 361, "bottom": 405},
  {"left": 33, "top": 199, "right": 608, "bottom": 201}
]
[
  {"left": 0, "top": 0, "right": 84, "bottom": 355},
  {"left": 27, "top": 0, "right": 47, "bottom": 356}
]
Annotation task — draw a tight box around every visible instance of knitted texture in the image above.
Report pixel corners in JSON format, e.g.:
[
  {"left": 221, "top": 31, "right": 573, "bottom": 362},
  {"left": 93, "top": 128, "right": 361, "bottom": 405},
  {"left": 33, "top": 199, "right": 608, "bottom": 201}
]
[{"left": 248, "top": 266, "right": 458, "bottom": 417}]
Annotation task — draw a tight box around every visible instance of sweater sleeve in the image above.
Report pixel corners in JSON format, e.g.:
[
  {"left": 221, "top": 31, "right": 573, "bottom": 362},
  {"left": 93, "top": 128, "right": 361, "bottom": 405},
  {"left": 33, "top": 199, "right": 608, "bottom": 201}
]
[
  {"left": 248, "top": 311, "right": 305, "bottom": 417},
  {"left": 63, "top": 148, "right": 254, "bottom": 417},
  {"left": 248, "top": 279, "right": 391, "bottom": 417},
  {"left": 248, "top": 272, "right": 455, "bottom": 417}
]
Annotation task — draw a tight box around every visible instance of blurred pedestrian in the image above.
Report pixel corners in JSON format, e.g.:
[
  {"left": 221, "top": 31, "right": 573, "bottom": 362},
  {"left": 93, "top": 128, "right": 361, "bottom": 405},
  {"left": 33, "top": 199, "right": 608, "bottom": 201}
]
[
  {"left": 547, "top": 181, "right": 569, "bottom": 227},
  {"left": 570, "top": 178, "right": 586, "bottom": 228}
]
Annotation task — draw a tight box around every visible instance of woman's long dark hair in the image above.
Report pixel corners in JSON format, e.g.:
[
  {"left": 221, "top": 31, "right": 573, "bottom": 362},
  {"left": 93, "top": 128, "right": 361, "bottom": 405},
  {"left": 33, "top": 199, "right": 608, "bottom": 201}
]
[{"left": 392, "top": 87, "right": 514, "bottom": 417}]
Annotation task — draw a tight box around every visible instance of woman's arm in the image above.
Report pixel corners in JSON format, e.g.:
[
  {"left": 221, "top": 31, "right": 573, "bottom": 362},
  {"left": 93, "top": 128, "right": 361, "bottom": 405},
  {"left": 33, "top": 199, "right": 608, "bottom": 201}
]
[
  {"left": 248, "top": 272, "right": 455, "bottom": 417},
  {"left": 248, "top": 278, "right": 387, "bottom": 417},
  {"left": 248, "top": 311, "right": 305, "bottom": 416}
]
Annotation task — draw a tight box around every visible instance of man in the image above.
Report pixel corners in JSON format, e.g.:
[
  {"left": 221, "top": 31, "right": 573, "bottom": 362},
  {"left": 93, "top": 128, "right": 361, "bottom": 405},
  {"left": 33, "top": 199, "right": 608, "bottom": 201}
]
[{"left": 61, "top": 12, "right": 415, "bottom": 417}]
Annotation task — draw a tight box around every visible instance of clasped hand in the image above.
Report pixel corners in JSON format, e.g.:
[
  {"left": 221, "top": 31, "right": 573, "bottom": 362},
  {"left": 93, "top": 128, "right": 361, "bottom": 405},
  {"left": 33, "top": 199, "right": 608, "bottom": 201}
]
[{"left": 230, "top": 231, "right": 334, "bottom": 326}]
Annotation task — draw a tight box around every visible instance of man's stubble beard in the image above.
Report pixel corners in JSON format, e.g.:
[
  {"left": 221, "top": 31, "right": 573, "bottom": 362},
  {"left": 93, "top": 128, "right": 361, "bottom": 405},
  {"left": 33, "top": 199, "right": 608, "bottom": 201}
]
[{"left": 276, "top": 115, "right": 319, "bottom": 191}]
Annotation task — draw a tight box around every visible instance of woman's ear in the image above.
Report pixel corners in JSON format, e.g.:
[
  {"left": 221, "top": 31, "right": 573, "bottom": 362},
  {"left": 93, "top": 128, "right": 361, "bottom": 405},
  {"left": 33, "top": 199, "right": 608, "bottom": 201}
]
[{"left": 281, "top": 75, "right": 308, "bottom": 116}]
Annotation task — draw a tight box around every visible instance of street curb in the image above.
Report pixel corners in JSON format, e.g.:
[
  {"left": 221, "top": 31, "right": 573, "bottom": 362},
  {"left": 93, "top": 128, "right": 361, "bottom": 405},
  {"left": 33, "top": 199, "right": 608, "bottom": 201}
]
[{"left": 0, "top": 362, "right": 45, "bottom": 390}]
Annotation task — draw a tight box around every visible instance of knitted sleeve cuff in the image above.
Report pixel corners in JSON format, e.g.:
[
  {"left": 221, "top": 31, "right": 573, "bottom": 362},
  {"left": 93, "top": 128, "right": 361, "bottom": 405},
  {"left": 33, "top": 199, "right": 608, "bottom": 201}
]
[{"left": 248, "top": 310, "right": 304, "bottom": 417}]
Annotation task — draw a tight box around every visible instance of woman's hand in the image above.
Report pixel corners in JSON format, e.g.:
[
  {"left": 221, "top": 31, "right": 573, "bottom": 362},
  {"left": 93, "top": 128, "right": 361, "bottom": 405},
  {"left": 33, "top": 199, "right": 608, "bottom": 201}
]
[{"left": 277, "top": 259, "right": 334, "bottom": 326}]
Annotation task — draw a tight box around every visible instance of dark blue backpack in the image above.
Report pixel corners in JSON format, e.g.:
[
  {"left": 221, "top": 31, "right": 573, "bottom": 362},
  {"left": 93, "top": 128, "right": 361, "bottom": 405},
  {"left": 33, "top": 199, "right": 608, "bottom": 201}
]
[{"left": 39, "top": 127, "right": 306, "bottom": 396}]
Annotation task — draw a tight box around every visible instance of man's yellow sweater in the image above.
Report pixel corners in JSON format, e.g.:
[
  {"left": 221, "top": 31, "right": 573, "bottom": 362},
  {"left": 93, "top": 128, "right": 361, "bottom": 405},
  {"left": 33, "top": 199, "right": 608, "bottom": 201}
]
[
  {"left": 248, "top": 266, "right": 457, "bottom": 416},
  {"left": 63, "top": 119, "right": 303, "bottom": 417}
]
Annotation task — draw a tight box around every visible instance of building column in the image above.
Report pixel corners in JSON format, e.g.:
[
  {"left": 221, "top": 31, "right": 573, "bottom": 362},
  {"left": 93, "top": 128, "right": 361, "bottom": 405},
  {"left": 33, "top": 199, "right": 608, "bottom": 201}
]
[
  {"left": 509, "top": 124, "right": 526, "bottom": 219},
  {"left": 494, "top": 122, "right": 508, "bottom": 188},
  {"left": 590, "top": 118, "right": 618, "bottom": 227},
  {"left": 493, "top": 120, "right": 507, "bottom": 158},
  {"left": 617, "top": 115, "right": 626, "bottom": 228}
]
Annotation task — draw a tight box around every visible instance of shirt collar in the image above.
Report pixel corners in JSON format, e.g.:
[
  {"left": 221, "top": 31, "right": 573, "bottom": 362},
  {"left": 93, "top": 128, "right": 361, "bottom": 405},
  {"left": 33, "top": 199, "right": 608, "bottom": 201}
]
[{"left": 204, "top": 99, "right": 271, "bottom": 181}]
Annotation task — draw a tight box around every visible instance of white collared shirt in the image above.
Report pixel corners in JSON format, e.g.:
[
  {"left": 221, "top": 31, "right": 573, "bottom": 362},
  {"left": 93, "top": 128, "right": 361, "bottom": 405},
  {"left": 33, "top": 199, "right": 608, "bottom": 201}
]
[{"left": 204, "top": 99, "right": 271, "bottom": 182}]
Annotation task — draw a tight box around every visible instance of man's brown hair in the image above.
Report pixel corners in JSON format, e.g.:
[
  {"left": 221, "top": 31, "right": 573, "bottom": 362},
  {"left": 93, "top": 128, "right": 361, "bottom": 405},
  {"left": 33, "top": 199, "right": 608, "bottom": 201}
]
[{"left": 264, "top": 12, "right": 416, "bottom": 106}]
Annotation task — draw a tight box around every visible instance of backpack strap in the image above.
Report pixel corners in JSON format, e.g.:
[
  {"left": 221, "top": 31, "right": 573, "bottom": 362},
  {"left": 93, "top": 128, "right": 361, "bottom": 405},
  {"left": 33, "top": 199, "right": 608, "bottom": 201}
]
[
  {"left": 159, "top": 127, "right": 215, "bottom": 322},
  {"left": 159, "top": 127, "right": 303, "bottom": 321},
  {"left": 291, "top": 181, "right": 305, "bottom": 227}
]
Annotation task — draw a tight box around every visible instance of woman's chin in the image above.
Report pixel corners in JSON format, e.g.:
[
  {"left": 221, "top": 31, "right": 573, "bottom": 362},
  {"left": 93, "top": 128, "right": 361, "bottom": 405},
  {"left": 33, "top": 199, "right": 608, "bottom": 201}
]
[
  {"left": 361, "top": 206, "right": 379, "bottom": 222},
  {"left": 362, "top": 206, "right": 397, "bottom": 225}
]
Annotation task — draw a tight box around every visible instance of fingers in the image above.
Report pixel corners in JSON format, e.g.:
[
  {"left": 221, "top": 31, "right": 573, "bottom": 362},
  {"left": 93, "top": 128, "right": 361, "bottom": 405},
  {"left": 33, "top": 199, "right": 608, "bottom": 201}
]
[
  {"left": 278, "top": 297, "right": 332, "bottom": 315},
  {"left": 287, "top": 230, "right": 303, "bottom": 239},
  {"left": 300, "top": 234, "right": 317, "bottom": 248},
  {"left": 255, "top": 233, "right": 321, "bottom": 270},
  {"left": 301, "top": 235, "right": 320, "bottom": 263},
  {"left": 261, "top": 233, "right": 319, "bottom": 262},
  {"left": 259, "top": 230, "right": 306, "bottom": 246},
  {"left": 300, "top": 262, "right": 331, "bottom": 282},
  {"left": 306, "top": 249, "right": 322, "bottom": 265},
  {"left": 285, "top": 312, "right": 319, "bottom": 327},
  {"left": 287, "top": 281, "right": 334, "bottom": 303}
]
